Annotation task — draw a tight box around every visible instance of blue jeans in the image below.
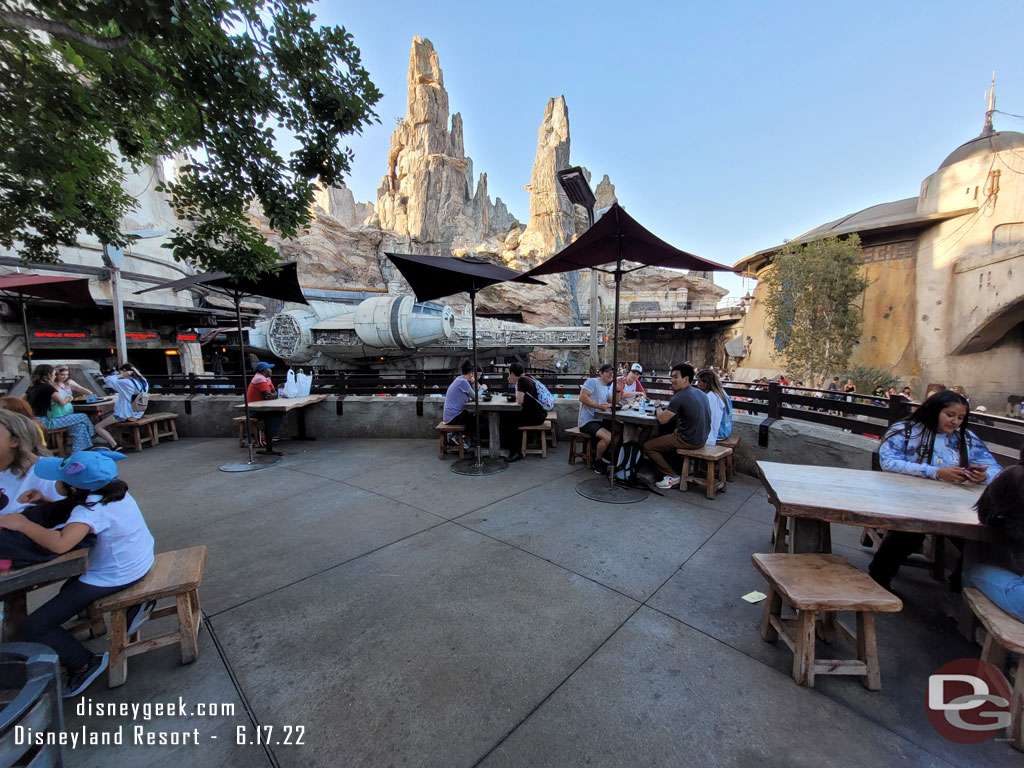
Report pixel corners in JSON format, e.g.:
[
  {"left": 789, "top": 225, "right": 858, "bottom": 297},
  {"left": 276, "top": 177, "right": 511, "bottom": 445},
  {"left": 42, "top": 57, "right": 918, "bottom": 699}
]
[{"left": 964, "top": 563, "right": 1024, "bottom": 621}]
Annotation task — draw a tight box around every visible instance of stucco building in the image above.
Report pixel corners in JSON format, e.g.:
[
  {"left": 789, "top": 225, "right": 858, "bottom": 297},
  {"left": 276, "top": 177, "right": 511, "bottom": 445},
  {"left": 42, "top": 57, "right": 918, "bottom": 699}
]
[{"left": 733, "top": 114, "right": 1024, "bottom": 410}]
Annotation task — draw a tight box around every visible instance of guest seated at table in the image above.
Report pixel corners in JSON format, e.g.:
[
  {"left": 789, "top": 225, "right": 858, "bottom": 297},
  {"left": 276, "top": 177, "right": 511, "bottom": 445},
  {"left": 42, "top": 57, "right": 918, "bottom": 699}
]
[
  {"left": 245, "top": 361, "right": 283, "bottom": 446},
  {"left": 0, "top": 449, "right": 155, "bottom": 698},
  {"left": 93, "top": 363, "right": 149, "bottom": 452},
  {"left": 964, "top": 454, "right": 1024, "bottom": 621},
  {"left": 501, "top": 362, "right": 549, "bottom": 463},
  {"left": 25, "top": 365, "right": 97, "bottom": 453},
  {"left": 0, "top": 410, "right": 60, "bottom": 515},
  {"left": 615, "top": 364, "right": 646, "bottom": 408},
  {"left": 55, "top": 366, "right": 93, "bottom": 402},
  {"left": 868, "top": 390, "right": 999, "bottom": 591},
  {"left": 644, "top": 363, "right": 710, "bottom": 490},
  {"left": 695, "top": 369, "right": 732, "bottom": 446},
  {"left": 578, "top": 364, "right": 615, "bottom": 473},
  {"left": 444, "top": 360, "right": 485, "bottom": 447}
]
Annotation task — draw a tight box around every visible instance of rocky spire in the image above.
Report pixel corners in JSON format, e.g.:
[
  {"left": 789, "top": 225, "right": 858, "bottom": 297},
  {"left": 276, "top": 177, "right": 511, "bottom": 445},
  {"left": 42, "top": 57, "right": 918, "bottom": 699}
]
[
  {"left": 594, "top": 174, "right": 617, "bottom": 209},
  {"left": 374, "top": 37, "right": 471, "bottom": 244},
  {"left": 516, "top": 96, "right": 576, "bottom": 259}
]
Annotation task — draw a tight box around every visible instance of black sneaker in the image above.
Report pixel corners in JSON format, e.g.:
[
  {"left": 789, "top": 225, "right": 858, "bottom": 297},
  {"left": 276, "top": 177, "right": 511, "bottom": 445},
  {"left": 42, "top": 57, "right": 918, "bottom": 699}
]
[
  {"left": 63, "top": 653, "right": 108, "bottom": 699},
  {"left": 127, "top": 600, "right": 157, "bottom": 635},
  {"left": 593, "top": 458, "right": 610, "bottom": 475}
]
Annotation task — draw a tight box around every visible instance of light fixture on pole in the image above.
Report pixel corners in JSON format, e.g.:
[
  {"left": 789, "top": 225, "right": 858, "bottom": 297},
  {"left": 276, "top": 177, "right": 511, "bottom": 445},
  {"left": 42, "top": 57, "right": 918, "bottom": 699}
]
[{"left": 556, "top": 166, "right": 599, "bottom": 374}]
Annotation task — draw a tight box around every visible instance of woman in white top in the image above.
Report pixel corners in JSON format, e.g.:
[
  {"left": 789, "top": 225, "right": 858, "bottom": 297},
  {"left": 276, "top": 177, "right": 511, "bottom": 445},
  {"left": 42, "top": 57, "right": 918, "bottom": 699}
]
[
  {"left": 54, "top": 366, "right": 93, "bottom": 402},
  {"left": 0, "top": 410, "right": 59, "bottom": 515},
  {"left": 0, "top": 449, "right": 154, "bottom": 698},
  {"left": 695, "top": 369, "right": 730, "bottom": 447},
  {"left": 93, "top": 363, "right": 149, "bottom": 451}
]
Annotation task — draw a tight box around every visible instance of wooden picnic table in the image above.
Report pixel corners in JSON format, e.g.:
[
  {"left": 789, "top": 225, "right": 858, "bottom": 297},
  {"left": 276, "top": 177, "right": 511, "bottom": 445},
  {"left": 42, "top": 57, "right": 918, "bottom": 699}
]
[
  {"left": 72, "top": 395, "right": 117, "bottom": 423},
  {"left": 236, "top": 394, "right": 328, "bottom": 455},
  {"left": 463, "top": 399, "right": 520, "bottom": 458},
  {"left": 756, "top": 460, "right": 989, "bottom": 554},
  {"left": 0, "top": 550, "right": 89, "bottom": 642}
]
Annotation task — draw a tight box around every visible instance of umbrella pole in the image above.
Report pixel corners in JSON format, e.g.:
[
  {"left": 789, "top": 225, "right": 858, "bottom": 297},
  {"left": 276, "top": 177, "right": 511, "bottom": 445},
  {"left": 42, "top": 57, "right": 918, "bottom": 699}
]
[
  {"left": 607, "top": 263, "right": 622, "bottom": 488},
  {"left": 471, "top": 288, "right": 483, "bottom": 467},
  {"left": 450, "top": 284, "right": 507, "bottom": 476},
  {"left": 18, "top": 291, "right": 31, "bottom": 376},
  {"left": 234, "top": 292, "right": 258, "bottom": 464}
]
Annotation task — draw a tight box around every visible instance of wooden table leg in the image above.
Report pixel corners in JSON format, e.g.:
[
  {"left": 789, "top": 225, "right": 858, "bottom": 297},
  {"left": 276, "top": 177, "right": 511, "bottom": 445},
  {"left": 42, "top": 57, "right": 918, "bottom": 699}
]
[
  {"left": 788, "top": 518, "right": 827, "bottom": 554},
  {"left": 856, "top": 612, "right": 882, "bottom": 690},
  {"left": 488, "top": 412, "right": 501, "bottom": 458}
]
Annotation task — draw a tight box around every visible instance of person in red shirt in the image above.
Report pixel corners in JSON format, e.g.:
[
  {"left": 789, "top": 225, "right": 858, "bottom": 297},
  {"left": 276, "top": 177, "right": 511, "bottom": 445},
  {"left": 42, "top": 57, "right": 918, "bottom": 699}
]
[
  {"left": 615, "top": 363, "right": 646, "bottom": 407},
  {"left": 245, "top": 362, "right": 282, "bottom": 447}
]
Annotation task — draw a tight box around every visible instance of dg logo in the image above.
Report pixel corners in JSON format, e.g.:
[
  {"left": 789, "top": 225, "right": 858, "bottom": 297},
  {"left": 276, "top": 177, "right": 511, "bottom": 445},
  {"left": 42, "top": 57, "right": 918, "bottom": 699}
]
[{"left": 926, "top": 658, "right": 1012, "bottom": 744}]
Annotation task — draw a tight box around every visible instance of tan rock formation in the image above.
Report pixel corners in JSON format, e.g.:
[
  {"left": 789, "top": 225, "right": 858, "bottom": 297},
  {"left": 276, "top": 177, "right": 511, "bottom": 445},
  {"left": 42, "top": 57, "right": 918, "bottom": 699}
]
[{"left": 594, "top": 175, "right": 617, "bottom": 209}]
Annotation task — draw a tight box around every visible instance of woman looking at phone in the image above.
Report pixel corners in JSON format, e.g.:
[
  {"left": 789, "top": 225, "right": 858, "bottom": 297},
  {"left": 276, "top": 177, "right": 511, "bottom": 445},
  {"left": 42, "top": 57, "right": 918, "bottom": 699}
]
[{"left": 868, "top": 390, "right": 999, "bottom": 591}]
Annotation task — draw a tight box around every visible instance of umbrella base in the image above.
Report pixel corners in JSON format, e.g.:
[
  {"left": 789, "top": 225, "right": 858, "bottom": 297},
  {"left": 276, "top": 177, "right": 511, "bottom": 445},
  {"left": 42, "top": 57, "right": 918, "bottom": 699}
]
[
  {"left": 218, "top": 457, "right": 282, "bottom": 473},
  {"left": 575, "top": 476, "right": 648, "bottom": 504},
  {"left": 450, "top": 456, "right": 508, "bottom": 476}
]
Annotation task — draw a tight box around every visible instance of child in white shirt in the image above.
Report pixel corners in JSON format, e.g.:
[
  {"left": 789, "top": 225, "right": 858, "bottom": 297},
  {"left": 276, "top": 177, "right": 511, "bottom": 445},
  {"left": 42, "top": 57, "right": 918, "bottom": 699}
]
[{"left": 0, "top": 449, "right": 155, "bottom": 698}]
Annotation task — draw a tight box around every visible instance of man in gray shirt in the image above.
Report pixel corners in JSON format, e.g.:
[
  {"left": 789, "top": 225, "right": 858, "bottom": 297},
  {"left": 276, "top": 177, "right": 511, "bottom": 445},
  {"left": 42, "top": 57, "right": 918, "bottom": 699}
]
[
  {"left": 643, "top": 362, "right": 710, "bottom": 489},
  {"left": 578, "top": 364, "right": 615, "bottom": 473}
]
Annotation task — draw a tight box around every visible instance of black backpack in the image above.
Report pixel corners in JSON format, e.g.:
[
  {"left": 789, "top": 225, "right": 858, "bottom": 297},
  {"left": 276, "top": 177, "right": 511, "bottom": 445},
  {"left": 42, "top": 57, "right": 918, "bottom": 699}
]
[{"left": 614, "top": 441, "right": 643, "bottom": 486}]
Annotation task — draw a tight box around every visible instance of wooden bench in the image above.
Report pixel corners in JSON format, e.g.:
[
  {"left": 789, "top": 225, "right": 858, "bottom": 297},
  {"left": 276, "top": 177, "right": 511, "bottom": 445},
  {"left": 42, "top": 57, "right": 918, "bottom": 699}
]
[
  {"left": 752, "top": 553, "right": 903, "bottom": 689},
  {"left": 717, "top": 433, "right": 741, "bottom": 481},
  {"left": 109, "top": 413, "right": 179, "bottom": 452},
  {"left": 964, "top": 588, "right": 1024, "bottom": 750},
  {"left": 436, "top": 422, "right": 465, "bottom": 459},
  {"left": 565, "top": 426, "right": 593, "bottom": 470},
  {"left": 520, "top": 421, "right": 553, "bottom": 458},
  {"left": 233, "top": 415, "right": 259, "bottom": 448},
  {"left": 676, "top": 444, "right": 732, "bottom": 499},
  {"left": 43, "top": 427, "right": 69, "bottom": 458},
  {"left": 91, "top": 546, "right": 206, "bottom": 688},
  {"left": 545, "top": 410, "right": 558, "bottom": 448}
]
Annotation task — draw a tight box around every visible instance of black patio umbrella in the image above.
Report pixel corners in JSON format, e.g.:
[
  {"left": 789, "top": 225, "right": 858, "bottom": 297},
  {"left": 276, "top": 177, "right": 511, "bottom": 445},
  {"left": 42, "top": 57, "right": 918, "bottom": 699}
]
[
  {"left": 519, "top": 203, "right": 735, "bottom": 502},
  {"left": 385, "top": 252, "right": 544, "bottom": 476},
  {"left": 0, "top": 273, "right": 98, "bottom": 374},
  {"left": 136, "top": 263, "right": 308, "bottom": 471}
]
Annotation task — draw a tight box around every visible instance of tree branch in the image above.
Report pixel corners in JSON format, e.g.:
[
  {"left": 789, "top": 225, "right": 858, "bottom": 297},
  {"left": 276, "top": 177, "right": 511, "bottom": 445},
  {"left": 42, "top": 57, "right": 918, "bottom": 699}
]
[{"left": 0, "top": 11, "right": 132, "bottom": 51}]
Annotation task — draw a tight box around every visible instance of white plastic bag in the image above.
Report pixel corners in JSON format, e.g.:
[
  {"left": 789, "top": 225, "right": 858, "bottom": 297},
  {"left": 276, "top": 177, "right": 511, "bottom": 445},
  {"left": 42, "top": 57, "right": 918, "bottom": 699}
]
[
  {"left": 295, "top": 369, "right": 313, "bottom": 398},
  {"left": 281, "top": 368, "right": 298, "bottom": 399}
]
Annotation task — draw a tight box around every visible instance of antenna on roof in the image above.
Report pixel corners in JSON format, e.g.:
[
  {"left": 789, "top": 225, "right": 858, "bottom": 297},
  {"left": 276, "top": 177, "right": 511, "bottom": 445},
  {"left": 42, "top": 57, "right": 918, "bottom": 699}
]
[{"left": 982, "top": 71, "right": 996, "bottom": 136}]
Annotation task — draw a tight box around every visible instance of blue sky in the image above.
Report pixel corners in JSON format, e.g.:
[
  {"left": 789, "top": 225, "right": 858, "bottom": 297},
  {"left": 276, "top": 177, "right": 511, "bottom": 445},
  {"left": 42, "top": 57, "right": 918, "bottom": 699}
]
[{"left": 313, "top": 0, "right": 1024, "bottom": 298}]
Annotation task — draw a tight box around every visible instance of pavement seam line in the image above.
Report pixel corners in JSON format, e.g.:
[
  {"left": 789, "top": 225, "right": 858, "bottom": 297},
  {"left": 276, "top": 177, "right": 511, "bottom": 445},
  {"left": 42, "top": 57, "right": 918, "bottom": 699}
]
[{"left": 203, "top": 613, "right": 280, "bottom": 768}]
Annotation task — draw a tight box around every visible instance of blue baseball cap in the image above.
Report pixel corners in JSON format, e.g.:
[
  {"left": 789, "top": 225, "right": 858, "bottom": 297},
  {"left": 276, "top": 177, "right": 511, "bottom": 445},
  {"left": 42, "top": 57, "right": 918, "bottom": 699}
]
[
  {"left": 34, "top": 450, "right": 126, "bottom": 491},
  {"left": 253, "top": 362, "right": 274, "bottom": 372}
]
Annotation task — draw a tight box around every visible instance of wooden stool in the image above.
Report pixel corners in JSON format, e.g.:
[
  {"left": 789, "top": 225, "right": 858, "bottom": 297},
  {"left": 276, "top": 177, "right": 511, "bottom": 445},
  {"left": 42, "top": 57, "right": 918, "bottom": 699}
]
[
  {"left": 520, "top": 421, "right": 552, "bottom": 458},
  {"left": 717, "top": 433, "right": 741, "bottom": 481},
  {"left": 752, "top": 553, "right": 903, "bottom": 689},
  {"left": 545, "top": 411, "right": 558, "bottom": 448},
  {"left": 92, "top": 546, "right": 206, "bottom": 688},
  {"left": 565, "top": 427, "right": 593, "bottom": 470},
  {"left": 676, "top": 444, "right": 732, "bottom": 499},
  {"left": 964, "top": 588, "right": 1024, "bottom": 750},
  {"left": 436, "top": 422, "right": 465, "bottom": 459},
  {"left": 109, "top": 413, "right": 178, "bottom": 452},
  {"left": 43, "top": 427, "right": 69, "bottom": 458},
  {"left": 233, "top": 416, "right": 259, "bottom": 447}
]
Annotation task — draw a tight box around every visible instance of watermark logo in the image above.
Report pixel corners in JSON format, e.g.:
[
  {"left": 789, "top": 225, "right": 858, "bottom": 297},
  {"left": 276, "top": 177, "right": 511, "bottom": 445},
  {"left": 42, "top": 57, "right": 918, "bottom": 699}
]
[{"left": 926, "top": 658, "right": 1011, "bottom": 744}]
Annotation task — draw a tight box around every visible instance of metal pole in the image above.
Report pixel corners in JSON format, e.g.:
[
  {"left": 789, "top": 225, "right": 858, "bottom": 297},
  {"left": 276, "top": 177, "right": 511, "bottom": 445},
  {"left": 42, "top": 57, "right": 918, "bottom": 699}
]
[
  {"left": 471, "top": 287, "right": 483, "bottom": 468},
  {"left": 110, "top": 265, "right": 128, "bottom": 365},
  {"left": 18, "top": 291, "right": 31, "bottom": 375},
  {"left": 586, "top": 205, "right": 598, "bottom": 375},
  {"left": 607, "top": 235, "right": 623, "bottom": 488},
  {"left": 235, "top": 292, "right": 257, "bottom": 464}
]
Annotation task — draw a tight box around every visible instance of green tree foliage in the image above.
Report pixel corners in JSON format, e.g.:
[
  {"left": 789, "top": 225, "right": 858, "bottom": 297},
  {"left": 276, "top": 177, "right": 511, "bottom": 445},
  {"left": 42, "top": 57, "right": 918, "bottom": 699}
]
[
  {"left": 0, "top": 1, "right": 381, "bottom": 279},
  {"left": 762, "top": 235, "right": 869, "bottom": 387},
  {"left": 844, "top": 364, "right": 900, "bottom": 398}
]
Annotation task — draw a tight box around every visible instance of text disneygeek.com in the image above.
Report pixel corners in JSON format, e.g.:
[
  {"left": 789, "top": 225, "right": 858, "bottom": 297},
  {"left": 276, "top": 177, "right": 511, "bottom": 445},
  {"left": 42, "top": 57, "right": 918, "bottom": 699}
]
[{"left": 13, "top": 697, "right": 306, "bottom": 748}]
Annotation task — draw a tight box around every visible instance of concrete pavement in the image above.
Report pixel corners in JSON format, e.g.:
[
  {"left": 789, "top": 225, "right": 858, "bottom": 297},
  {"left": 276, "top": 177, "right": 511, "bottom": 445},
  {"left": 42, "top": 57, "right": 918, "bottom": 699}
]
[{"left": 47, "top": 437, "right": 1014, "bottom": 767}]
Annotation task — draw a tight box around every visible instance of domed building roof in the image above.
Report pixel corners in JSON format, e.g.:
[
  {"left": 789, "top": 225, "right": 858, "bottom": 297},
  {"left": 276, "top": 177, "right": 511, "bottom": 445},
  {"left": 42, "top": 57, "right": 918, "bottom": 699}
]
[{"left": 938, "top": 130, "right": 1024, "bottom": 169}]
